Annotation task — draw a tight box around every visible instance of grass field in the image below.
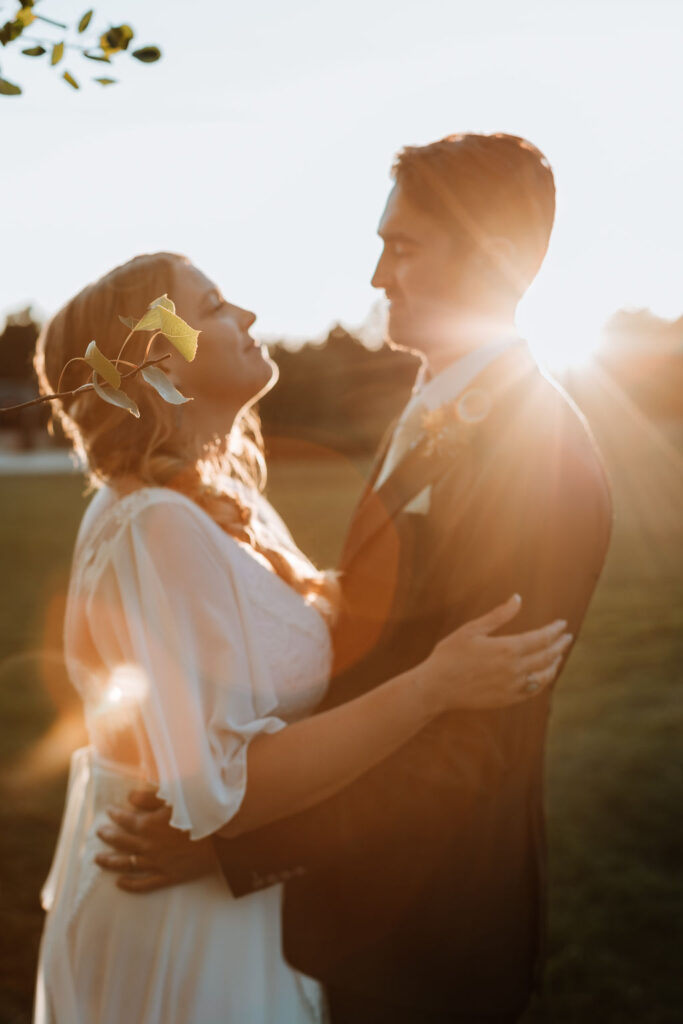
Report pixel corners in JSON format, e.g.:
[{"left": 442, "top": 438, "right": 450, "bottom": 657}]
[{"left": 0, "top": 423, "right": 682, "bottom": 1023}]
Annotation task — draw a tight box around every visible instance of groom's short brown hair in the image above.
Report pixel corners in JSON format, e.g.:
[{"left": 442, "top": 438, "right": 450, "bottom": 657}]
[{"left": 392, "top": 133, "right": 556, "bottom": 292}]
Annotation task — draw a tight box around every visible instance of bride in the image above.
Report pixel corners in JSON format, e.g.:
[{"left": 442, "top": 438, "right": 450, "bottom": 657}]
[{"left": 32, "top": 252, "right": 570, "bottom": 1024}]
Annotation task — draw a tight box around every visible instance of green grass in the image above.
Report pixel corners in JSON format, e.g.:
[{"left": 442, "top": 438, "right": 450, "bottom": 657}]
[{"left": 0, "top": 446, "right": 682, "bottom": 1023}]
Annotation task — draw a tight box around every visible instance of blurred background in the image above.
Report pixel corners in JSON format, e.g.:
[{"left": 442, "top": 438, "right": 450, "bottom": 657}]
[{"left": 1, "top": 1, "right": 682, "bottom": 1022}]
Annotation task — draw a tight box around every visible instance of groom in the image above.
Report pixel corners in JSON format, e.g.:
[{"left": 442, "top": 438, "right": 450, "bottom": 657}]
[{"left": 98, "top": 134, "right": 612, "bottom": 1021}]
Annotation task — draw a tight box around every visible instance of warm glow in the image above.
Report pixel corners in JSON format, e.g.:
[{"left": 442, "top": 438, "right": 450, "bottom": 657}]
[
  {"left": 103, "top": 664, "right": 149, "bottom": 709},
  {"left": 517, "top": 295, "right": 604, "bottom": 373}
]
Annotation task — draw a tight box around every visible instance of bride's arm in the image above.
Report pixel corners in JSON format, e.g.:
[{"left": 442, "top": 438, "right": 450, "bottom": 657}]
[{"left": 215, "top": 596, "right": 568, "bottom": 838}]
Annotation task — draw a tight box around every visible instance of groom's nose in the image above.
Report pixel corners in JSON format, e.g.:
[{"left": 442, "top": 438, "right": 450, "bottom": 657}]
[{"left": 371, "top": 250, "right": 391, "bottom": 291}]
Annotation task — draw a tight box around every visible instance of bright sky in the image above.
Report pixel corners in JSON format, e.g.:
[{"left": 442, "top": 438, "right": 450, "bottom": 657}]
[{"left": 1, "top": 0, "right": 681, "bottom": 368}]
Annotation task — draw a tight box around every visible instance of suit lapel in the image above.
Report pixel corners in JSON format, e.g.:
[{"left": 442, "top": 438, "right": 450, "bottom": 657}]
[{"left": 340, "top": 342, "right": 537, "bottom": 573}]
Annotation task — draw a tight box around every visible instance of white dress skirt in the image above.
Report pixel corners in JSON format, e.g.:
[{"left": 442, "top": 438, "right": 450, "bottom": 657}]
[{"left": 33, "top": 486, "right": 332, "bottom": 1024}]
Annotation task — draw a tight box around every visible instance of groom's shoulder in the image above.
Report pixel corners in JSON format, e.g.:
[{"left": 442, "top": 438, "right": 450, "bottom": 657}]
[{"left": 510, "top": 367, "right": 611, "bottom": 509}]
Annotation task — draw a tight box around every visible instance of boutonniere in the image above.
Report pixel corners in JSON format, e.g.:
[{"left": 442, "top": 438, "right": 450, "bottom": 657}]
[{"left": 419, "top": 387, "right": 492, "bottom": 458}]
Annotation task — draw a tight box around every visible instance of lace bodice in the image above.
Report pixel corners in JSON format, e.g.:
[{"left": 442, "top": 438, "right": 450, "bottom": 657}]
[{"left": 64, "top": 485, "right": 332, "bottom": 838}]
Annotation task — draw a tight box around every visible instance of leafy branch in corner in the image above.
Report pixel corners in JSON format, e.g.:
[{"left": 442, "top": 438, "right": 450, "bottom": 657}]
[
  {"left": 0, "top": 294, "right": 200, "bottom": 419},
  {"left": 0, "top": 2, "right": 162, "bottom": 95}
]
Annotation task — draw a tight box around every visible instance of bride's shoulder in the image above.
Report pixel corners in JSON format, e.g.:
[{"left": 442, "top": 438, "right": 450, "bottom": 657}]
[{"left": 75, "top": 484, "right": 221, "bottom": 574}]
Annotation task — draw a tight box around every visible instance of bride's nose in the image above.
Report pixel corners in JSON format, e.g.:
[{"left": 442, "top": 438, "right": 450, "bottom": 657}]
[{"left": 236, "top": 306, "right": 256, "bottom": 330}]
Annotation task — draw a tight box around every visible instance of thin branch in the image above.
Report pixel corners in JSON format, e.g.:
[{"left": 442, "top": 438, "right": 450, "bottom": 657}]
[
  {"left": 0, "top": 354, "right": 171, "bottom": 415},
  {"left": 33, "top": 14, "right": 68, "bottom": 29}
]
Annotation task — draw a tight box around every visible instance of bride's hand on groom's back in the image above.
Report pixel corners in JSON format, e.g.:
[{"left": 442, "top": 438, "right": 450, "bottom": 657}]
[
  {"left": 95, "top": 792, "right": 217, "bottom": 893},
  {"left": 419, "top": 594, "right": 572, "bottom": 716}
]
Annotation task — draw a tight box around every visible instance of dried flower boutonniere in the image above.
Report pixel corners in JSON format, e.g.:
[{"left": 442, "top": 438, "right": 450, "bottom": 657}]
[{"left": 419, "top": 387, "right": 492, "bottom": 458}]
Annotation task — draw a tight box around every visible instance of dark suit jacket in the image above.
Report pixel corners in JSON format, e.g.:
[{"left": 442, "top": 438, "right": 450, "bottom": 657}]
[{"left": 213, "top": 347, "right": 613, "bottom": 1017}]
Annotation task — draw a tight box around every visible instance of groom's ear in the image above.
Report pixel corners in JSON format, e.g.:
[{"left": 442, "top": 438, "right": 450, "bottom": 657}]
[{"left": 474, "top": 236, "right": 524, "bottom": 294}]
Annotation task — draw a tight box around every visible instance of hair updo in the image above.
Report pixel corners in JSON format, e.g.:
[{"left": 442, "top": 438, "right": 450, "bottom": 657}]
[{"left": 35, "top": 252, "right": 337, "bottom": 613}]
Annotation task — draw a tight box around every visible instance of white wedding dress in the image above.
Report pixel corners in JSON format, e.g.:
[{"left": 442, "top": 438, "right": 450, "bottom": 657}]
[{"left": 33, "top": 485, "right": 332, "bottom": 1024}]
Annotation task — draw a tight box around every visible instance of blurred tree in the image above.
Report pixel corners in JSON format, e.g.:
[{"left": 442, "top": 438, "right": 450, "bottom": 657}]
[
  {"left": 597, "top": 309, "right": 683, "bottom": 420},
  {"left": 0, "top": 2, "right": 161, "bottom": 96},
  {"left": 0, "top": 306, "right": 46, "bottom": 446},
  {"left": 260, "top": 325, "right": 421, "bottom": 457}
]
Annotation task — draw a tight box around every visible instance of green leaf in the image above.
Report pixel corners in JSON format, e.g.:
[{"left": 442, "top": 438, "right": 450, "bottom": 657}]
[
  {"left": 100, "top": 24, "right": 133, "bottom": 54},
  {"left": 157, "top": 307, "right": 199, "bottom": 362},
  {"left": 78, "top": 10, "right": 93, "bottom": 33},
  {"left": 0, "top": 77, "right": 21, "bottom": 95},
  {"left": 51, "top": 42, "right": 64, "bottom": 66},
  {"left": 84, "top": 341, "right": 121, "bottom": 389},
  {"left": 21, "top": 45, "right": 46, "bottom": 56},
  {"left": 92, "top": 374, "right": 140, "bottom": 417},
  {"left": 149, "top": 294, "right": 175, "bottom": 314},
  {"left": 141, "top": 366, "right": 192, "bottom": 405},
  {"left": 15, "top": 7, "right": 34, "bottom": 27},
  {"left": 131, "top": 46, "right": 161, "bottom": 64},
  {"left": 0, "top": 18, "right": 25, "bottom": 45},
  {"left": 130, "top": 307, "right": 162, "bottom": 332},
  {"left": 62, "top": 70, "right": 79, "bottom": 89}
]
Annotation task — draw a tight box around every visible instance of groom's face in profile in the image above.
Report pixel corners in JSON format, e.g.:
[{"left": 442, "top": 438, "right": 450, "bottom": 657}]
[{"left": 371, "top": 182, "right": 481, "bottom": 356}]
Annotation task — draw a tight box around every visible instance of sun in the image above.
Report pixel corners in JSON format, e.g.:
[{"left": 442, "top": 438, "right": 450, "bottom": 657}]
[{"left": 517, "top": 300, "right": 604, "bottom": 374}]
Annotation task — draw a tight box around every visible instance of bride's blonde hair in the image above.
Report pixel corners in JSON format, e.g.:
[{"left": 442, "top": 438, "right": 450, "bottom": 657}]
[{"left": 35, "top": 252, "right": 337, "bottom": 611}]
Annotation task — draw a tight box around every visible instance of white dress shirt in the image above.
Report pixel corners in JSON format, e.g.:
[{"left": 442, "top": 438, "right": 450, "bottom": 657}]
[{"left": 374, "top": 336, "right": 522, "bottom": 489}]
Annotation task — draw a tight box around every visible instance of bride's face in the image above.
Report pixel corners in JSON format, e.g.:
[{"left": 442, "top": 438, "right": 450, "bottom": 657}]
[{"left": 166, "top": 264, "right": 276, "bottom": 409}]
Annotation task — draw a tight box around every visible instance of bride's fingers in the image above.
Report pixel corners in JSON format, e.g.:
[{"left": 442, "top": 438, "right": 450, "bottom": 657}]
[
  {"left": 516, "top": 659, "right": 561, "bottom": 696},
  {"left": 501, "top": 618, "right": 568, "bottom": 656},
  {"left": 461, "top": 594, "right": 523, "bottom": 636},
  {"left": 519, "top": 633, "right": 572, "bottom": 674}
]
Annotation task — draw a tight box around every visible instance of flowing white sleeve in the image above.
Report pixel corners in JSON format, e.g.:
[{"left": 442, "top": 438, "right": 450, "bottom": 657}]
[{"left": 84, "top": 496, "right": 287, "bottom": 839}]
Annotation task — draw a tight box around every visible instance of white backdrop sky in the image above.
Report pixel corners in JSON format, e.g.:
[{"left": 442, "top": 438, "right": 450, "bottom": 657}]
[{"left": 1, "top": 0, "right": 681, "bottom": 364}]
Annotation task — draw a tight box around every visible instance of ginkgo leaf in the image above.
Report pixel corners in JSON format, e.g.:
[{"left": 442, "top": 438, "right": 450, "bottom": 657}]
[
  {"left": 94, "top": 77, "right": 116, "bottom": 85},
  {"left": 62, "top": 71, "right": 79, "bottom": 89},
  {"left": 118, "top": 315, "right": 138, "bottom": 330},
  {"left": 149, "top": 294, "right": 175, "bottom": 314},
  {"left": 84, "top": 50, "right": 110, "bottom": 62},
  {"left": 141, "top": 366, "right": 192, "bottom": 405},
  {"left": 92, "top": 374, "right": 140, "bottom": 417},
  {"left": 156, "top": 307, "right": 199, "bottom": 362},
  {"left": 22, "top": 45, "right": 46, "bottom": 56},
  {"left": 51, "top": 42, "right": 64, "bottom": 66},
  {"left": 78, "top": 10, "right": 93, "bottom": 33},
  {"left": 84, "top": 341, "right": 121, "bottom": 389}
]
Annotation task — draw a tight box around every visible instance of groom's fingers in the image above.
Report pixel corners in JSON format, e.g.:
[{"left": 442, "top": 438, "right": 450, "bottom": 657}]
[
  {"left": 128, "top": 789, "right": 165, "bottom": 812},
  {"left": 96, "top": 824, "right": 148, "bottom": 855},
  {"left": 116, "top": 872, "right": 172, "bottom": 894},
  {"left": 94, "top": 851, "right": 152, "bottom": 873}
]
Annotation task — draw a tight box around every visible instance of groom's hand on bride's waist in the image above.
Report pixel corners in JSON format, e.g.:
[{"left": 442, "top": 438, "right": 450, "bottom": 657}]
[{"left": 94, "top": 790, "right": 217, "bottom": 893}]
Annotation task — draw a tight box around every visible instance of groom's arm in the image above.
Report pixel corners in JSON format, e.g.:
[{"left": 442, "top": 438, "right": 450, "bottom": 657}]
[{"left": 214, "top": 415, "right": 612, "bottom": 896}]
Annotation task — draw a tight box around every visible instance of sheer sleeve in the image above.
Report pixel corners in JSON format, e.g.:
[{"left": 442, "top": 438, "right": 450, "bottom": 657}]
[{"left": 79, "top": 492, "right": 287, "bottom": 839}]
